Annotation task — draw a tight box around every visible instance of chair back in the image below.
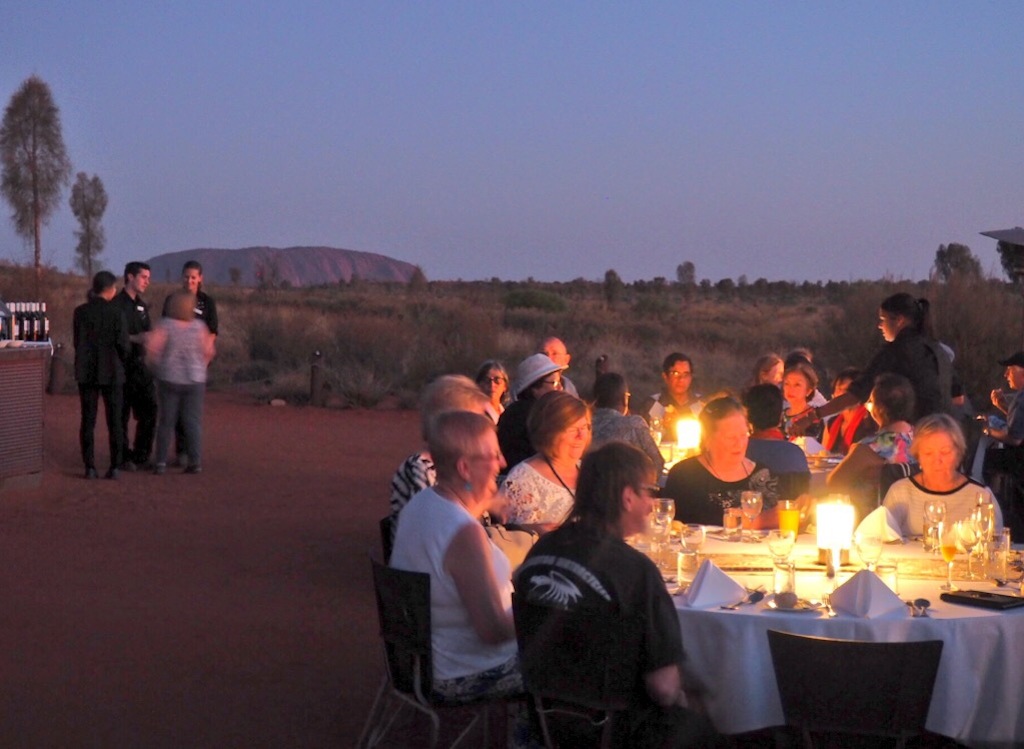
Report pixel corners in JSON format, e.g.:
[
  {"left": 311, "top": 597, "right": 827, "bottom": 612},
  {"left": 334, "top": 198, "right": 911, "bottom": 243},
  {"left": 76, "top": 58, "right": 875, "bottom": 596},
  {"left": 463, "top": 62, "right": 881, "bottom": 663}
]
[
  {"left": 378, "top": 516, "right": 395, "bottom": 563},
  {"left": 767, "top": 630, "right": 943, "bottom": 741},
  {"left": 513, "top": 595, "right": 642, "bottom": 712},
  {"left": 370, "top": 556, "right": 433, "bottom": 698},
  {"left": 878, "top": 462, "right": 915, "bottom": 505}
]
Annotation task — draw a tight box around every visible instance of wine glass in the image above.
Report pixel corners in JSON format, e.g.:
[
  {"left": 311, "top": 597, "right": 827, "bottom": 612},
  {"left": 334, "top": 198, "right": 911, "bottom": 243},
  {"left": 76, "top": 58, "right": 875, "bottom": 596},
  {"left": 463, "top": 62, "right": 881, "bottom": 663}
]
[
  {"left": 957, "top": 519, "right": 981, "bottom": 580},
  {"left": 940, "top": 523, "right": 959, "bottom": 591},
  {"left": 651, "top": 498, "right": 675, "bottom": 546},
  {"left": 853, "top": 532, "right": 884, "bottom": 572},
  {"left": 923, "top": 499, "right": 947, "bottom": 553},
  {"left": 739, "top": 491, "right": 763, "bottom": 543},
  {"left": 766, "top": 529, "right": 796, "bottom": 563},
  {"left": 649, "top": 416, "right": 663, "bottom": 446}
]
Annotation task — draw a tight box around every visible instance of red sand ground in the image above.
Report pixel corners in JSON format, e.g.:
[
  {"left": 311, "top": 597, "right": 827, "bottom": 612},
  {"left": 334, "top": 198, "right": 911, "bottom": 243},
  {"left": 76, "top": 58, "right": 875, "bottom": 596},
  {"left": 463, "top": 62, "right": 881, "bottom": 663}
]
[{"left": 2, "top": 392, "right": 420, "bottom": 748}]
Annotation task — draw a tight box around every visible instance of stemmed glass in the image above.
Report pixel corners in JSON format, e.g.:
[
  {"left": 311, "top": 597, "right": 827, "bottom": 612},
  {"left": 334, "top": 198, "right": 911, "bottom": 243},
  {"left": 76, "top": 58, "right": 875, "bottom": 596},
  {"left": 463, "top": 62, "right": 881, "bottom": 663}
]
[
  {"left": 940, "top": 523, "right": 959, "bottom": 591},
  {"left": 957, "top": 519, "right": 981, "bottom": 581},
  {"left": 651, "top": 498, "right": 675, "bottom": 548},
  {"left": 972, "top": 500, "right": 995, "bottom": 560},
  {"left": 853, "top": 533, "right": 884, "bottom": 572},
  {"left": 739, "top": 491, "right": 763, "bottom": 543},
  {"left": 766, "top": 529, "right": 796, "bottom": 563},
  {"left": 649, "top": 416, "right": 663, "bottom": 447},
  {"left": 923, "top": 499, "right": 947, "bottom": 553}
]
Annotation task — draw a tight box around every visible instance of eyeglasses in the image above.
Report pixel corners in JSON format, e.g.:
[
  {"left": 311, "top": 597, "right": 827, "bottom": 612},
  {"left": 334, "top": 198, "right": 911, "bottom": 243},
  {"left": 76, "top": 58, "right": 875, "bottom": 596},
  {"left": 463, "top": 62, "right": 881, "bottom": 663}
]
[
  {"left": 540, "top": 378, "right": 563, "bottom": 389},
  {"left": 640, "top": 484, "right": 661, "bottom": 497},
  {"left": 666, "top": 370, "right": 692, "bottom": 379},
  {"left": 482, "top": 376, "right": 506, "bottom": 384},
  {"left": 567, "top": 423, "right": 592, "bottom": 437}
]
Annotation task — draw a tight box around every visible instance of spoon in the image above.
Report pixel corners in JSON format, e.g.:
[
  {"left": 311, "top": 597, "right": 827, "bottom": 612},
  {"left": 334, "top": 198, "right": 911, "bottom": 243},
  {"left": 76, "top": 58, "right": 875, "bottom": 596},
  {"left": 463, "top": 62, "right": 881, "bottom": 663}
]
[
  {"left": 905, "top": 598, "right": 931, "bottom": 617},
  {"left": 720, "top": 590, "right": 765, "bottom": 610}
]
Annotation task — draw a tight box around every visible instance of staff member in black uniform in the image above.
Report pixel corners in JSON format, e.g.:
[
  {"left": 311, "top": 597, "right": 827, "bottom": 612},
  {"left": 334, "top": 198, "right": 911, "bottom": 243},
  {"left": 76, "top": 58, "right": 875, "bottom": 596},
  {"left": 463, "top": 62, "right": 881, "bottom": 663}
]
[
  {"left": 162, "top": 260, "right": 218, "bottom": 467},
  {"left": 792, "top": 292, "right": 953, "bottom": 434},
  {"left": 115, "top": 261, "right": 157, "bottom": 470},
  {"left": 74, "top": 271, "right": 129, "bottom": 479}
]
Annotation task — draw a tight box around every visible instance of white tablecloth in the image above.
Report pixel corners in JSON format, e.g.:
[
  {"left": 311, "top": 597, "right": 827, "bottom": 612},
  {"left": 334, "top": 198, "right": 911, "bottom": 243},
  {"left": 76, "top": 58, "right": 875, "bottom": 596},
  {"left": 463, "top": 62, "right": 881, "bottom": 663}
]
[{"left": 674, "top": 535, "right": 1024, "bottom": 748}]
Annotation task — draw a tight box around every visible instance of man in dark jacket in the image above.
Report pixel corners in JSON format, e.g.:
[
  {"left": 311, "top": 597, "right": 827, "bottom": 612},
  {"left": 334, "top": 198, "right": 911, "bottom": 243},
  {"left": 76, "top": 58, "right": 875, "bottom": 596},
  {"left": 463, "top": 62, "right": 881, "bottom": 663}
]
[
  {"left": 114, "top": 261, "right": 156, "bottom": 469},
  {"left": 74, "top": 271, "right": 129, "bottom": 479}
]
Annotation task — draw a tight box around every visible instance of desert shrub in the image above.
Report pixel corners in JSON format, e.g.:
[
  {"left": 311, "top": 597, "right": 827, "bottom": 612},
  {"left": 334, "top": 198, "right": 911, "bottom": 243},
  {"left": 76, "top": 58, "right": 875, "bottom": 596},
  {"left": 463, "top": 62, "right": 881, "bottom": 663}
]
[{"left": 504, "top": 289, "right": 567, "bottom": 313}]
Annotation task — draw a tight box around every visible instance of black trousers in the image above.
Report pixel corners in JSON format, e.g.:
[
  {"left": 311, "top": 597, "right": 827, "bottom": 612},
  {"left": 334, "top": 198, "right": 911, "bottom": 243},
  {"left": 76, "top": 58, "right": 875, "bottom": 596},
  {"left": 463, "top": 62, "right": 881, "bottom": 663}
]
[
  {"left": 79, "top": 383, "right": 124, "bottom": 470},
  {"left": 121, "top": 368, "right": 157, "bottom": 464}
]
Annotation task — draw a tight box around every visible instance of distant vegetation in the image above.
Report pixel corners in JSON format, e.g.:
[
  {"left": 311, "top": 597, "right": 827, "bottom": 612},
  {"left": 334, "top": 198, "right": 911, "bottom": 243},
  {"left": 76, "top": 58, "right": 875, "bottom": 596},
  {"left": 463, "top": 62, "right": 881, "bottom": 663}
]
[{"left": 2, "top": 262, "right": 1019, "bottom": 414}]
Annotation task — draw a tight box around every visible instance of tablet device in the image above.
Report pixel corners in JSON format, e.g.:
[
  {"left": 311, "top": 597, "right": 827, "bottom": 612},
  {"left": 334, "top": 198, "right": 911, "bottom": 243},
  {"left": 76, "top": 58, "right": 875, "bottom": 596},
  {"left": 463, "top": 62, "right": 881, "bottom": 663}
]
[{"left": 940, "top": 590, "right": 1024, "bottom": 610}]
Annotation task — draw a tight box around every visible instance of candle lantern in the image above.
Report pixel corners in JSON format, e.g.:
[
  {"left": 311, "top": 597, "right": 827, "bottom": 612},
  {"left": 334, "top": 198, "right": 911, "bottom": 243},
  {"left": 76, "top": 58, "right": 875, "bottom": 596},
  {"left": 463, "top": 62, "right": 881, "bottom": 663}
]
[
  {"left": 675, "top": 417, "right": 701, "bottom": 459},
  {"left": 816, "top": 496, "right": 855, "bottom": 570}
]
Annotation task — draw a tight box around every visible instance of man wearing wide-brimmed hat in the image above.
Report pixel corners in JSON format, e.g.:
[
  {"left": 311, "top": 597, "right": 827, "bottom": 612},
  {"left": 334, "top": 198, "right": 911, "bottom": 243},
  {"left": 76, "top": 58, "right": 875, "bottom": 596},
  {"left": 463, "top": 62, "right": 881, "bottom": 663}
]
[{"left": 497, "top": 353, "right": 567, "bottom": 471}]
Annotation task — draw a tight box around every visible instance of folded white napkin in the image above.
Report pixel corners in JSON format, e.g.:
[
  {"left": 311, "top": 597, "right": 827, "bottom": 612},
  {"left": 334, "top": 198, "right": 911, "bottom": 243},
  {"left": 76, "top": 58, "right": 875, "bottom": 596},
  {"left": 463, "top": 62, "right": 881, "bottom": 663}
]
[
  {"left": 830, "top": 569, "right": 908, "bottom": 619},
  {"left": 682, "top": 559, "right": 747, "bottom": 608},
  {"left": 855, "top": 506, "right": 903, "bottom": 543}
]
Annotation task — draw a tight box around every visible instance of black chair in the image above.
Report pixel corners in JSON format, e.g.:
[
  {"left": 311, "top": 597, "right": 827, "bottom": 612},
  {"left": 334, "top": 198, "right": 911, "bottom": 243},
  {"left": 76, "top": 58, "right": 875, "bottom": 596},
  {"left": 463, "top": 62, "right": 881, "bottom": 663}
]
[
  {"left": 878, "top": 462, "right": 916, "bottom": 505},
  {"left": 357, "top": 553, "right": 501, "bottom": 748},
  {"left": 766, "top": 629, "right": 943, "bottom": 749},
  {"left": 513, "top": 595, "right": 643, "bottom": 748},
  {"left": 378, "top": 515, "right": 394, "bottom": 564}
]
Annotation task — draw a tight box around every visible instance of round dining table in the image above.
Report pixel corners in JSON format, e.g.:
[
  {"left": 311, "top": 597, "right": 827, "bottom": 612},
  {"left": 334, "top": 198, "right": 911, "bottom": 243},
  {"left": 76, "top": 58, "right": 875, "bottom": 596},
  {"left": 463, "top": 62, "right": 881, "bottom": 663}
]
[{"left": 672, "top": 533, "right": 1024, "bottom": 748}]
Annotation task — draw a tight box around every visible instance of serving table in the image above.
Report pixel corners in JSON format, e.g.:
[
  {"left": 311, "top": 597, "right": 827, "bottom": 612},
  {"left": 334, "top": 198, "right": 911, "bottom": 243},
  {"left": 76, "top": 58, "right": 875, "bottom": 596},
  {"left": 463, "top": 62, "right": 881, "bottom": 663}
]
[
  {"left": 0, "top": 343, "right": 51, "bottom": 490},
  {"left": 673, "top": 534, "right": 1024, "bottom": 748}
]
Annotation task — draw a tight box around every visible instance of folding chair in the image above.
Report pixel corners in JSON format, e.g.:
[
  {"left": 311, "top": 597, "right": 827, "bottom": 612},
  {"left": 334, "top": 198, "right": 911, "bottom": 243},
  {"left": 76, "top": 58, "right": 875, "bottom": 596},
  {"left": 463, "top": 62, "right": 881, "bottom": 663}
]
[
  {"left": 513, "top": 595, "right": 643, "bottom": 748},
  {"left": 357, "top": 553, "right": 501, "bottom": 748},
  {"left": 766, "top": 629, "right": 943, "bottom": 749}
]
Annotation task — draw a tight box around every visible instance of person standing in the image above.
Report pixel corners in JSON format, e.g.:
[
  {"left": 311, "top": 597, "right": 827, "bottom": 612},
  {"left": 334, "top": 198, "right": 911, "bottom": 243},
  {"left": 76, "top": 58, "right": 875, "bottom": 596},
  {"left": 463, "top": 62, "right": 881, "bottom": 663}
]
[
  {"left": 149, "top": 290, "right": 216, "bottom": 475},
  {"left": 162, "top": 260, "right": 218, "bottom": 466},
  {"left": 73, "top": 271, "right": 129, "bottom": 479},
  {"left": 539, "top": 336, "right": 578, "bottom": 397},
  {"left": 114, "top": 261, "right": 157, "bottom": 470}
]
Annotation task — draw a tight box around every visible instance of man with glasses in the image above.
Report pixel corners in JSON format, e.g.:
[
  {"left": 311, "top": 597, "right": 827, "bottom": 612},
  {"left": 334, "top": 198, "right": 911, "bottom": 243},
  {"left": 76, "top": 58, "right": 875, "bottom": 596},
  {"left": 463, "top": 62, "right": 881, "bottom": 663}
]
[{"left": 637, "top": 352, "right": 704, "bottom": 437}]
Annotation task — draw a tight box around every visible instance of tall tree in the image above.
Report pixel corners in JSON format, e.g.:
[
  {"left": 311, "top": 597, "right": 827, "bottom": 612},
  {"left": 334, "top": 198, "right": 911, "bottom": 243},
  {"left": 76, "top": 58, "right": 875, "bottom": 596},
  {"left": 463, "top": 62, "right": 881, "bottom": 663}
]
[
  {"left": 676, "top": 261, "right": 696, "bottom": 286},
  {"left": 0, "top": 76, "right": 72, "bottom": 291},
  {"left": 996, "top": 240, "right": 1024, "bottom": 286},
  {"left": 603, "top": 268, "right": 623, "bottom": 307},
  {"left": 69, "top": 172, "right": 108, "bottom": 278},
  {"left": 932, "top": 242, "right": 981, "bottom": 281}
]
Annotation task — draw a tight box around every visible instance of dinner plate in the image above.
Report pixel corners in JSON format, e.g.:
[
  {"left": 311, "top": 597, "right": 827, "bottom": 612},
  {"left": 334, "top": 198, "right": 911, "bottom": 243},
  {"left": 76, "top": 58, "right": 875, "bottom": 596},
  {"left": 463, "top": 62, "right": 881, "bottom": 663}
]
[{"left": 765, "top": 598, "right": 824, "bottom": 614}]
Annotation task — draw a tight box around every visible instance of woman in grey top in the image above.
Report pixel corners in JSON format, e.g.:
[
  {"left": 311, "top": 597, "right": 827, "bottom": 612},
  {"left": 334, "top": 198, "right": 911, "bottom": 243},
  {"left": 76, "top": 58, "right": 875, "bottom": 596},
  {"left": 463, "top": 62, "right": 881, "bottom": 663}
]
[{"left": 147, "top": 290, "right": 216, "bottom": 474}]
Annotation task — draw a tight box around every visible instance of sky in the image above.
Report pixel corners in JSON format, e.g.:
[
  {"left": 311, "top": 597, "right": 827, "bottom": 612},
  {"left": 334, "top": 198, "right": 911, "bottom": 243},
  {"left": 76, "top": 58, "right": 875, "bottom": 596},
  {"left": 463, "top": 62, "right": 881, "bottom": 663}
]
[{"left": 2, "top": 2, "right": 1022, "bottom": 284}]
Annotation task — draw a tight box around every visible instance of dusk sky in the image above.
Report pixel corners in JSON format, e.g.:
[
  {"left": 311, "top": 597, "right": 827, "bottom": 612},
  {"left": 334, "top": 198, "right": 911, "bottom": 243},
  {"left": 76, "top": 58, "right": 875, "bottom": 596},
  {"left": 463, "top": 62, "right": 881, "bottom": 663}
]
[{"left": 2, "top": 2, "right": 1022, "bottom": 284}]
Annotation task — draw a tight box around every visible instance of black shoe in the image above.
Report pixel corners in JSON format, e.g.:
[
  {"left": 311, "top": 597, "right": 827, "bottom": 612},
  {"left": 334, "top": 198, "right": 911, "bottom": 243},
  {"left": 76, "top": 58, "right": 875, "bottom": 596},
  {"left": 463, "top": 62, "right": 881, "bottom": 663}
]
[
  {"left": 184, "top": 465, "right": 202, "bottom": 475},
  {"left": 121, "top": 461, "right": 138, "bottom": 473},
  {"left": 153, "top": 463, "right": 167, "bottom": 475},
  {"left": 84, "top": 467, "right": 99, "bottom": 480},
  {"left": 105, "top": 468, "right": 120, "bottom": 480}
]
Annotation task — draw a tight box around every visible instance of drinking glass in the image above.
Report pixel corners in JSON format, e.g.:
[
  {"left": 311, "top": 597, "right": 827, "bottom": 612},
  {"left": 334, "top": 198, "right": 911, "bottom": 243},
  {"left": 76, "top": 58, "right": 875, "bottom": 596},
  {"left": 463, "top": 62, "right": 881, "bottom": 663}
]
[
  {"left": 649, "top": 416, "right": 663, "bottom": 446},
  {"left": 739, "top": 491, "right": 763, "bottom": 543},
  {"left": 766, "top": 529, "right": 796, "bottom": 563},
  {"left": 651, "top": 498, "right": 675, "bottom": 551},
  {"left": 681, "top": 524, "right": 706, "bottom": 563},
  {"left": 923, "top": 499, "right": 946, "bottom": 553},
  {"left": 940, "top": 523, "right": 959, "bottom": 591},
  {"left": 957, "top": 519, "right": 981, "bottom": 580},
  {"left": 853, "top": 532, "right": 884, "bottom": 572}
]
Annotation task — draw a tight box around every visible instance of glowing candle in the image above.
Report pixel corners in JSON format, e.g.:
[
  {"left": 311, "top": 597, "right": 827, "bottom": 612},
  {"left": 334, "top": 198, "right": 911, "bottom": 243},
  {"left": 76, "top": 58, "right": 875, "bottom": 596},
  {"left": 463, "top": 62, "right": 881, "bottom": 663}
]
[{"left": 675, "top": 417, "right": 701, "bottom": 456}]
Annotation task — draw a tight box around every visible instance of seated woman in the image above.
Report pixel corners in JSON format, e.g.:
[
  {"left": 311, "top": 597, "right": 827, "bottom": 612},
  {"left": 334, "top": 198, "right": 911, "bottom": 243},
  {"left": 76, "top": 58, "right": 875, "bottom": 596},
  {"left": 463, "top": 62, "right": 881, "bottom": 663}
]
[
  {"left": 751, "top": 353, "right": 784, "bottom": 388},
  {"left": 388, "top": 375, "right": 492, "bottom": 537},
  {"left": 884, "top": 414, "right": 1002, "bottom": 536},
  {"left": 474, "top": 359, "right": 510, "bottom": 422},
  {"left": 782, "top": 360, "right": 823, "bottom": 441},
  {"left": 827, "top": 373, "right": 916, "bottom": 514},
  {"left": 663, "top": 396, "right": 780, "bottom": 526},
  {"left": 497, "top": 353, "right": 566, "bottom": 470},
  {"left": 501, "top": 391, "right": 590, "bottom": 533},
  {"left": 589, "top": 372, "right": 665, "bottom": 474},
  {"left": 390, "top": 411, "right": 521, "bottom": 702},
  {"left": 821, "top": 368, "right": 877, "bottom": 455}
]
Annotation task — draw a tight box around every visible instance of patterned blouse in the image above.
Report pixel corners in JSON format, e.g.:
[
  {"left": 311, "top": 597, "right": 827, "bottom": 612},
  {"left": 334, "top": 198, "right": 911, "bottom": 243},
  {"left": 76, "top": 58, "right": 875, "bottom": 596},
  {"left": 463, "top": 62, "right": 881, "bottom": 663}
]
[
  {"left": 501, "top": 461, "right": 574, "bottom": 526},
  {"left": 860, "top": 430, "right": 913, "bottom": 465}
]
